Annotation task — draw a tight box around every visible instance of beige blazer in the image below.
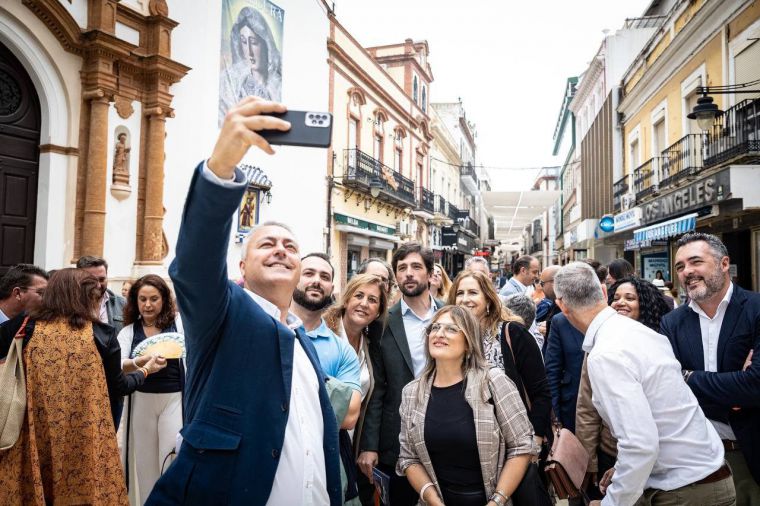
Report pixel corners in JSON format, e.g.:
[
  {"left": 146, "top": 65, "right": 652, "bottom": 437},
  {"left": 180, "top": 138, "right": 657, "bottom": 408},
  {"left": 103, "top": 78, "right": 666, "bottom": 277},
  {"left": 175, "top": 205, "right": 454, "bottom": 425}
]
[
  {"left": 396, "top": 367, "right": 536, "bottom": 503},
  {"left": 575, "top": 354, "right": 618, "bottom": 473}
]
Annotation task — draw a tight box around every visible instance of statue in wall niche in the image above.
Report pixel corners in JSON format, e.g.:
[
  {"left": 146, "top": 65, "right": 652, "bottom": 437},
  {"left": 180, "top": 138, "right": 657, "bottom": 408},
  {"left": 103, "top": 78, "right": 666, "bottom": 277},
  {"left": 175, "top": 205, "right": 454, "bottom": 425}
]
[
  {"left": 113, "top": 133, "right": 130, "bottom": 185},
  {"left": 111, "top": 132, "right": 132, "bottom": 200}
]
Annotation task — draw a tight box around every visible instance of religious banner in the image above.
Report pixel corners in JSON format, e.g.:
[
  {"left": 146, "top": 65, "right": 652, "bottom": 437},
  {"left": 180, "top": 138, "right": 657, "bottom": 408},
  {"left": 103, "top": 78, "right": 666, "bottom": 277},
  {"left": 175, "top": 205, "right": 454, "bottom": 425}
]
[
  {"left": 238, "top": 187, "right": 260, "bottom": 235},
  {"left": 219, "top": 0, "right": 285, "bottom": 126}
]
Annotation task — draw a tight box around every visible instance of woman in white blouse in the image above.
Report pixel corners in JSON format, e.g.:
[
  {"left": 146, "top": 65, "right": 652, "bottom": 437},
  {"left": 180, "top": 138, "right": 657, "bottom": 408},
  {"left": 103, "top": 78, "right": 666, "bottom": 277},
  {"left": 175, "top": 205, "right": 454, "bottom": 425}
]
[
  {"left": 324, "top": 274, "right": 388, "bottom": 445},
  {"left": 117, "top": 275, "right": 184, "bottom": 504}
]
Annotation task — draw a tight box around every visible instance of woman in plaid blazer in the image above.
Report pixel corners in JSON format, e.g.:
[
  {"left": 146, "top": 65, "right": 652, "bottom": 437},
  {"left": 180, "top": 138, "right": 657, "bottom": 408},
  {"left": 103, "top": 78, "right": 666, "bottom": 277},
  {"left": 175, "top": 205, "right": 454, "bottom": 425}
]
[{"left": 396, "top": 305, "right": 536, "bottom": 506}]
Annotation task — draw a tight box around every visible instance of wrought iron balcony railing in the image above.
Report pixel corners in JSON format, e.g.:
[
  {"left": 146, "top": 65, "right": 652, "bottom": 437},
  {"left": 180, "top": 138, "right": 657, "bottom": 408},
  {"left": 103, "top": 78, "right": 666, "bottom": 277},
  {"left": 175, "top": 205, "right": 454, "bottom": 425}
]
[
  {"left": 448, "top": 202, "right": 460, "bottom": 222},
  {"left": 612, "top": 174, "right": 630, "bottom": 213},
  {"left": 704, "top": 97, "right": 760, "bottom": 168},
  {"left": 633, "top": 157, "right": 662, "bottom": 201},
  {"left": 416, "top": 186, "right": 435, "bottom": 214},
  {"left": 344, "top": 149, "right": 416, "bottom": 208},
  {"left": 434, "top": 194, "right": 449, "bottom": 216},
  {"left": 659, "top": 134, "right": 705, "bottom": 188}
]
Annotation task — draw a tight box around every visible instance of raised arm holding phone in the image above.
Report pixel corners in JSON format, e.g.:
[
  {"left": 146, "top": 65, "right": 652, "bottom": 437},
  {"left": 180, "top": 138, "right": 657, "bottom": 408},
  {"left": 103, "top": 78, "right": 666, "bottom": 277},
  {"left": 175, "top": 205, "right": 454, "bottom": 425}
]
[{"left": 146, "top": 97, "right": 342, "bottom": 506}]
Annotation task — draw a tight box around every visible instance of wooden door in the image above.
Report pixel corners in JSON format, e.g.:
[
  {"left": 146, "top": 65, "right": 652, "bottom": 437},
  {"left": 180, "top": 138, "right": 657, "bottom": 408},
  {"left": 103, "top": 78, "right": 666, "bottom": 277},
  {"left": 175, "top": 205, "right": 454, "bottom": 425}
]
[{"left": 0, "top": 43, "right": 41, "bottom": 275}]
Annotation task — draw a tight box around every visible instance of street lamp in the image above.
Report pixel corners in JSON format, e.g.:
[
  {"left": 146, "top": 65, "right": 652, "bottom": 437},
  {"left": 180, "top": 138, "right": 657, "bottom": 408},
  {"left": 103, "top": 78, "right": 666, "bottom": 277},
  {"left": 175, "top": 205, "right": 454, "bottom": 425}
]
[
  {"left": 370, "top": 177, "right": 382, "bottom": 198},
  {"left": 687, "top": 78, "right": 760, "bottom": 130}
]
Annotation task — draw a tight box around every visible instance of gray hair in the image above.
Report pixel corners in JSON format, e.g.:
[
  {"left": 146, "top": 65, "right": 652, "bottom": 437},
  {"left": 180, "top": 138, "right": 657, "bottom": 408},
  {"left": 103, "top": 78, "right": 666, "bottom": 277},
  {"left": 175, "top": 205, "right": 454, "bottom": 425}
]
[
  {"left": 464, "top": 256, "right": 489, "bottom": 271},
  {"left": 503, "top": 294, "right": 536, "bottom": 326},
  {"left": 554, "top": 261, "right": 606, "bottom": 309},
  {"left": 675, "top": 232, "right": 728, "bottom": 262},
  {"left": 240, "top": 221, "right": 296, "bottom": 260}
]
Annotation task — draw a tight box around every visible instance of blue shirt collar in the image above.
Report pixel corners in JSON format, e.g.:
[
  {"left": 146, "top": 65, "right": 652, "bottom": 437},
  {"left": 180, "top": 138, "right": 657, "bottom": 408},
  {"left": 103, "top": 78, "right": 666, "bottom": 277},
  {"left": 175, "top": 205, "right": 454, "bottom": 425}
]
[{"left": 303, "top": 318, "right": 333, "bottom": 339}]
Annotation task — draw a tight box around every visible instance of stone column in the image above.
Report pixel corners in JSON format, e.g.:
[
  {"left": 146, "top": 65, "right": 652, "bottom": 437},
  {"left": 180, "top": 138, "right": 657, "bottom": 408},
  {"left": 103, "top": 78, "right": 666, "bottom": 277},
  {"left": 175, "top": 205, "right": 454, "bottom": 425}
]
[
  {"left": 138, "top": 106, "right": 167, "bottom": 265},
  {"left": 81, "top": 90, "right": 110, "bottom": 256}
]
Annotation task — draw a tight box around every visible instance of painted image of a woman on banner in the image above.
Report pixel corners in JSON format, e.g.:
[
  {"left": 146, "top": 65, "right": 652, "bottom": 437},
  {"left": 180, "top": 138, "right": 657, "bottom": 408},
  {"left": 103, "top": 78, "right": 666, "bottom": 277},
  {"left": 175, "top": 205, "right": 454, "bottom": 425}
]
[{"left": 219, "top": 0, "right": 284, "bottom": 126}]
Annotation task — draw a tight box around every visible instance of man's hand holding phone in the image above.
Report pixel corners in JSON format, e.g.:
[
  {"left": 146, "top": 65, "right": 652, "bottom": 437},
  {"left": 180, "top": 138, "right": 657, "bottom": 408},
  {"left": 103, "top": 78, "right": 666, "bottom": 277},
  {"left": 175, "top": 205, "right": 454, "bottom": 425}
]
[{"left": 208, "top": 96, "right": 291, "bottom": 180}]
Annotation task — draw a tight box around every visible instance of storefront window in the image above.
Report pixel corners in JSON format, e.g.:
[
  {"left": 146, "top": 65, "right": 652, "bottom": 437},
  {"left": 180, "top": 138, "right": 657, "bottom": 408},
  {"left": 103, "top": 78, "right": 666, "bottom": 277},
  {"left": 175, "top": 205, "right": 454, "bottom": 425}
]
[{"left": 347, "top": 248, "right": 361, "bottom": 280}]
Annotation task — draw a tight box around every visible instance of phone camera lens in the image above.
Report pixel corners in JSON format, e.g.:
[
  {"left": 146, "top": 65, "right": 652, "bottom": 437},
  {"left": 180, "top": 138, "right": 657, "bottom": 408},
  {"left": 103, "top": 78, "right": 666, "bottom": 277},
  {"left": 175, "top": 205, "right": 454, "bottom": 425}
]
[{"left": 318, "top": 120, "right": 324, "bottom": 125}]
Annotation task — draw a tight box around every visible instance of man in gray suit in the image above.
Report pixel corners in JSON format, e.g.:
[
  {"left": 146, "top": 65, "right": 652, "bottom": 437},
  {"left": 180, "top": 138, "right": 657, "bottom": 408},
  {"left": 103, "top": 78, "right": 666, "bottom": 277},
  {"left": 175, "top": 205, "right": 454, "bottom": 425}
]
[{"left": 358, "top": 243, "right": 441, "bottom": 506}]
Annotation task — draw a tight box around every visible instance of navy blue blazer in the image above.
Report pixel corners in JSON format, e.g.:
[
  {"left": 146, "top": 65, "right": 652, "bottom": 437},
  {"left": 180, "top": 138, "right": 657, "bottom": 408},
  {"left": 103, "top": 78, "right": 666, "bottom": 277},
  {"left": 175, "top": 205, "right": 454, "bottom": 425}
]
[
  {"left": 661, "top": 284, "right": 760, "bottom": 484},
  {"left": 544, "top": 312, "right": 585, "bottom": 432},
  {"left": 147, "top": 164, "right": 341, "bottom": 505}
]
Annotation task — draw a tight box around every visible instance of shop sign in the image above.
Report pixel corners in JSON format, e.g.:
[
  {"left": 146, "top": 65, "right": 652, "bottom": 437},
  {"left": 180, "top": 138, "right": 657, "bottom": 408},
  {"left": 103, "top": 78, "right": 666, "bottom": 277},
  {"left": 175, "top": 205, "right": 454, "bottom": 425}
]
[
  {"left": 624, "top": 238, "right": 668, "bottom": 251},
  {"left": 614, "top": 208, "right": 642, "bottom": 232},
  {"left": 598, "top": 215, "right": 614, "bottom": 233},
  {"left": 641, "top": 170, "right": 730, "bottom": 224},
  {"left": 334, "top": 213, "right": 395, "bottom": 235}
]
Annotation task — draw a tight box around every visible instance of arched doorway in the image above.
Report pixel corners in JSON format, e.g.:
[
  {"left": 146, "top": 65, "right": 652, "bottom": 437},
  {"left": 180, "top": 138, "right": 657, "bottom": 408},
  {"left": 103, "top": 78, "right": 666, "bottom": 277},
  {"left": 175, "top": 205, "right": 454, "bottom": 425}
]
[{"left": 0, "top": 42, "right": 41, "bottom": 275}]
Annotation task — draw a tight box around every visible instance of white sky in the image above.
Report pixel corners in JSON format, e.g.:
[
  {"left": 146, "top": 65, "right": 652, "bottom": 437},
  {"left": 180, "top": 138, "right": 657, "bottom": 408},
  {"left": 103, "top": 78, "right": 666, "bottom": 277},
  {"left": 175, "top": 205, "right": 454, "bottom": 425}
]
[{"left": 334, "top": 0, "right": 653, "bottom": 191}]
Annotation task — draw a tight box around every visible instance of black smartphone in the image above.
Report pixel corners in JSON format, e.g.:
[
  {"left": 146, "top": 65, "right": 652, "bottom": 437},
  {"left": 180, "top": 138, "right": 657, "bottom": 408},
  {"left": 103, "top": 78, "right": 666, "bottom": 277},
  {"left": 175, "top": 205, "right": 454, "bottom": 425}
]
[{"left": 259, "top": 110, "right": 333, "bottom": 148}]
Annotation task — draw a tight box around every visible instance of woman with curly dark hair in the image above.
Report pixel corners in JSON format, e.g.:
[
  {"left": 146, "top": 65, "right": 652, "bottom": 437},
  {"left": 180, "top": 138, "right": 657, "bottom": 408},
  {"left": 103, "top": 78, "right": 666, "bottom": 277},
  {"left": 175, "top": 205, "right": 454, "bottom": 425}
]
[
  {"left": 575, "top": 276, "right": 672, "bottom": 500},
  {"left": 117, "top": 274, "right": 183, "bottom": 504},
  {"left": 607, "top": 277, "right": 672, "bottom": 331}
]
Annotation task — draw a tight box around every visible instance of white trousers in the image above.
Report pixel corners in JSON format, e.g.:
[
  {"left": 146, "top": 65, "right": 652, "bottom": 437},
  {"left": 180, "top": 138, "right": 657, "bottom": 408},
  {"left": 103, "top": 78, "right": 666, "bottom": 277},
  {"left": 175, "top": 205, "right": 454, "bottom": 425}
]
[{"left": 128, "top": 391, "right": 182, "bottom": 505}]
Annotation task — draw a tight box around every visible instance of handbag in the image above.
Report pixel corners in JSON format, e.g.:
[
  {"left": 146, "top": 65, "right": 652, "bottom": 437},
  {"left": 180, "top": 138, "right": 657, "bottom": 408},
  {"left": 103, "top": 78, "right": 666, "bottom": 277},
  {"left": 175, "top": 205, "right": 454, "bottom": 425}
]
[
  {"left": 488, "top": 333, "right": 552, "bottom": 506},
  {"left": 0, "top": 316, "right": 29, "bottom": 450},
  {"left": 544, "top": 424, "right": 589, "bottom": 499}
]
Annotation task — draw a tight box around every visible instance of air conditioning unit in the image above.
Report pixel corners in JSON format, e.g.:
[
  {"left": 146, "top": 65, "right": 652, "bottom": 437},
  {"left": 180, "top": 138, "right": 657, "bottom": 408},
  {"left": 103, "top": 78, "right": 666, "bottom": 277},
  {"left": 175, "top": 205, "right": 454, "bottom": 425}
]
[{"left": 621, "top": 193, "right": 636, "bottom": 210}]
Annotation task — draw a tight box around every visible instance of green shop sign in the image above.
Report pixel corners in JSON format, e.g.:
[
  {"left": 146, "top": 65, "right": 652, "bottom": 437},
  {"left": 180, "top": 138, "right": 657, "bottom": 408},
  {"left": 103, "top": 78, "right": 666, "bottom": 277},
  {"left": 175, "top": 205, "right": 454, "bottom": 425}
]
[{"left": 335, "top": 213, "right": 395, "bottom": 235}]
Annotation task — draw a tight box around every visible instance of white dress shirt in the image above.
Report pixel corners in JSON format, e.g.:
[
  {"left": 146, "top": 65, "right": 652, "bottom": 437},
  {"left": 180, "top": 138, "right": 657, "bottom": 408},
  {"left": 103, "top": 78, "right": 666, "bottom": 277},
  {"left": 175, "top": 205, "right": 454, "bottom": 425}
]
[
  {"left": 584, "top": 307, "right": 724, "bottom": 506},
  {"left": 202, "top": 164, "right": 329, "bottom": 506},
  {"left": 689, "top": 283, "right": 737, "bottom": 441},
  {"left": 98, "top": 290, "right": 110, "bottom": 323},
  {"left": 400, "top": 295, "right": 437, "bottom": 377},
  {"left": 0, "top": 308, "right": 8, "bottom": 324}
]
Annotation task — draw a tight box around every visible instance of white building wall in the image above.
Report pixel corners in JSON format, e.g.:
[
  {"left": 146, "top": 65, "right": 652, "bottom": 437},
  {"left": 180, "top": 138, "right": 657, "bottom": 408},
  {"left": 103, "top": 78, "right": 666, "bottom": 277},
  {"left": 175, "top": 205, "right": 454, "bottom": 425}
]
[{"left": 162, "top": 0, "right": 331, "bottom": 279}]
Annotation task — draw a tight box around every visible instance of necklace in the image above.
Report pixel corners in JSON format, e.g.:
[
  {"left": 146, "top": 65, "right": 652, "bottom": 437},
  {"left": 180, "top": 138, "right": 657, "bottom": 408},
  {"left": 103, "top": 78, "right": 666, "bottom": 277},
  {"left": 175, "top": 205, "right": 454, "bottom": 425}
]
[{"left": 143, "top": 320, "right": 157, "bottom": 328}]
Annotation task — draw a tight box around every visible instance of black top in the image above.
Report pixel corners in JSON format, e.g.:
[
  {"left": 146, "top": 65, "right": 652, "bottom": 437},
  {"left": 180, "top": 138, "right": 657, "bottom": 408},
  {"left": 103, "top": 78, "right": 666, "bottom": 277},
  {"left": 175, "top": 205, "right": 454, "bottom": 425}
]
[
  {"left": 500, "top": 321, "right": 553, "bottom": 438},
  {"left": 424, "top": 380, "right": 484, "bottom": 489},
  {"left": 130, "top": 322, "right": 183, "bottom": 394}
]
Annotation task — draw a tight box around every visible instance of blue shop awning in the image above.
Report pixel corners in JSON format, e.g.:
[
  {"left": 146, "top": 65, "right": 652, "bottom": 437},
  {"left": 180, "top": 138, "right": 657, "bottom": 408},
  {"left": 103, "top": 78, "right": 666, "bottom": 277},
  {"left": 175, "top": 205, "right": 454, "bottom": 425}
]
[{"left": 633, "top": 213, "right": 697, "bottom": 242}]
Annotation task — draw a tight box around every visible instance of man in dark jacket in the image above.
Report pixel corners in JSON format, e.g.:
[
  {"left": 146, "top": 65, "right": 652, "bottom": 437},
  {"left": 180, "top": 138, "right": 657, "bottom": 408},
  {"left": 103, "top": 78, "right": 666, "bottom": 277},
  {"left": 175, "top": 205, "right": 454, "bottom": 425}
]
[
  {"left": 76, "top": 256, "right": 127, "bottom": 333},
  {"left": 662, "top": 232, "right": 760, "bottom": 503}
]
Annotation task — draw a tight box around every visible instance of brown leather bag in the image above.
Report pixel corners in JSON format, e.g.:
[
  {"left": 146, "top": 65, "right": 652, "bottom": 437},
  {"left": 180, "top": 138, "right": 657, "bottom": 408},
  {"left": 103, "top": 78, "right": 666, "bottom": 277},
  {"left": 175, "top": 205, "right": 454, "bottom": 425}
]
[{"left": 544, "top": 425, "right": 589, "bottom": 499}]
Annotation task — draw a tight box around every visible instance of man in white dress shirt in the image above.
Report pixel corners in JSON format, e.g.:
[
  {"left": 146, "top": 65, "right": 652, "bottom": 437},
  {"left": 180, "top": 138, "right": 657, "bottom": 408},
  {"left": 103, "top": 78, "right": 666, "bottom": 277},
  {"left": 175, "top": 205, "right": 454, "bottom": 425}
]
[{"left": 554, "top": 261, "right": 735, "bottom": 506}]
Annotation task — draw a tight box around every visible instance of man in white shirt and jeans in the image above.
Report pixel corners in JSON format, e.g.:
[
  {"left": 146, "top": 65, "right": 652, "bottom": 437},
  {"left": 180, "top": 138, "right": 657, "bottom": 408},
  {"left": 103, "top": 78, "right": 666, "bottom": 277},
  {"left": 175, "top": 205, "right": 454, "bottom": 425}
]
[{"left": 554, "top": 261, "right": 735, "bottom": 506}]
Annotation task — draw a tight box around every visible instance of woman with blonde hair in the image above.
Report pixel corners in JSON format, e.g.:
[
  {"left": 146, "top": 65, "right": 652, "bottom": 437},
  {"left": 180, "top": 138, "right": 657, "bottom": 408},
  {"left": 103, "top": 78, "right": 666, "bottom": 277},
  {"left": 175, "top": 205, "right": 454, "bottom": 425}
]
[
  {"left": 430, "top": 263, "right": 452, "bottom": 301},
  {"left": 397, "top": 305, "right": 536, "bottom": 505},
  {"left": 324, "top": 274, "right": 388, "bottom": 446},
  {"left": 449, "top": 270, "right": 552, "bottom": 446},
  {"left": 324, "top": 273, "right": 388, "bottom": 505}
]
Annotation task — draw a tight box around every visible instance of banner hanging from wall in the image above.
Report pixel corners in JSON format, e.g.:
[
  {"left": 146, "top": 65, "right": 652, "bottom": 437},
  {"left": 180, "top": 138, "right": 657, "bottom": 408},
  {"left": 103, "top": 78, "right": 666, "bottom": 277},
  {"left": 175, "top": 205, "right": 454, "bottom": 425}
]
[{"left": 219, "top": 0, "right": 285, "bottom": 126}]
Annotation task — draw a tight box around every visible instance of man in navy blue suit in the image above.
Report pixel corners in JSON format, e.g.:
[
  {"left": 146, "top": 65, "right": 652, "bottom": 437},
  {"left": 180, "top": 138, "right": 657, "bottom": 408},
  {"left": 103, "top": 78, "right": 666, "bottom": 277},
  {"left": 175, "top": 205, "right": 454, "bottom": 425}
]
[
  {"left": 147, "top": 97, "right": 341, "bottom": 505},
  {"left": 662, "top": 232, "right": 760, "bottom": 504}
]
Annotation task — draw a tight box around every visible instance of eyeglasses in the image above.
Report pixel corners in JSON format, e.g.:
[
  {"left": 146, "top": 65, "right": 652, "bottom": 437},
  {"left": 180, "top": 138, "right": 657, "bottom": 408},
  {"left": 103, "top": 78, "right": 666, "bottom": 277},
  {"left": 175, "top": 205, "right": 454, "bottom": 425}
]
[
  {"left": 539, "top": 279, "right": 553, "bottom": 287},
  {"left": 426, "top": 323, "right": 461, "bottom": 337}
]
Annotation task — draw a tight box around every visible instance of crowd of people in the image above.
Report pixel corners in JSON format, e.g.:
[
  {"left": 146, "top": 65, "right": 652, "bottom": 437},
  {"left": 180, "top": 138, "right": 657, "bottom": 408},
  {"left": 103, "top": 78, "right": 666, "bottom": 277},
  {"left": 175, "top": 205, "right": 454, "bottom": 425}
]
[{"left": 0, "top": 97, "right": 758, "bottom": 506}]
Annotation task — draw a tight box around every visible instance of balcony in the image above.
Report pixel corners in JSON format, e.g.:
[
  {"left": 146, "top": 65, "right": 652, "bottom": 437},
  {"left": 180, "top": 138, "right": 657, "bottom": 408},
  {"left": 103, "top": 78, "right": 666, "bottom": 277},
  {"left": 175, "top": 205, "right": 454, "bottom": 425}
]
[
  {"left": 448, "top": 202, "right": 460, "bottom": 222},
  {"left": 414, "top": 186, "right": 435, "bottom": 219},
  {"left": 460, "top": 162, "right": 479, "bottom": 195},
  {"left": 659, "top": 134, "right": 705, "bottom": 188},
  {"left": 456, "top": 209, "right": 480, "bottom": 237},
  {"left": 344, "top": 149, "right": 416, "bottom": 208},
  {"left": 633, "top": 157, "right": 662, "bottom": 201},
  {"left": 704, "top": 97, "right": 760, "bottom": 168},
  {"left": 613, "top": 174, "right": 630, "bottom": 213}
]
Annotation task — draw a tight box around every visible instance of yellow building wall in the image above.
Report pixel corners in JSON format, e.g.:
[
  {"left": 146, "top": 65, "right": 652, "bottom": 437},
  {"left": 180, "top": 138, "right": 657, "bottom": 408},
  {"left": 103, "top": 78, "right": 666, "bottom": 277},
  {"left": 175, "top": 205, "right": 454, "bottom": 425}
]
[
  {"left": 729, "top": 0, "right": 760, "bottom": 41},
  {"left": 622, "top": 33, "right": 724, "bottom": 175}
]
